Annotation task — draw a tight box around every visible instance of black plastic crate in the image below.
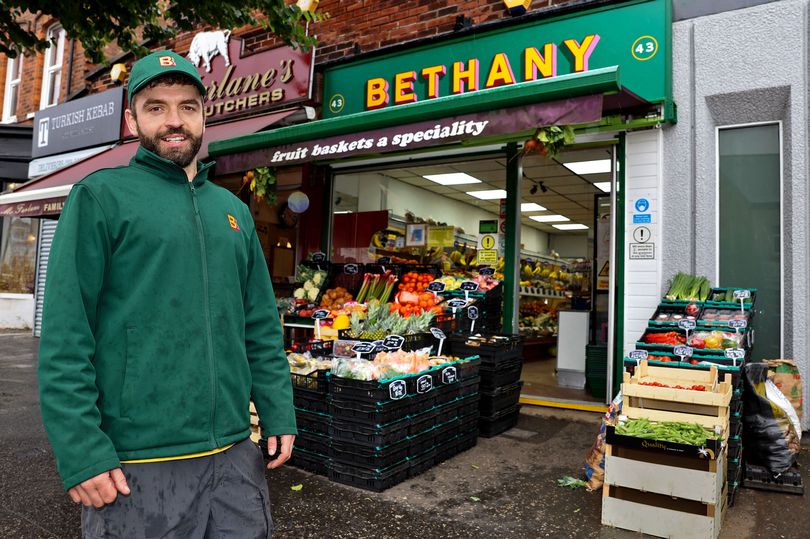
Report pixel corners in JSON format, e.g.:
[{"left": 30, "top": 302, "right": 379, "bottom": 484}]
[
  {"left": 456, "top": 429, "right": 479, "bottom": 452},
  {"left": 457, "top": 411, "right": 480, "bottom": 433},
  {"left": 457, "top": 393, "right": 481, "bottom": 416},
  {"left": 743, "top": 462, "right": 804, "bottom": 495},
  {"left": 433, "top": 382, "right": 459, "bottom": 405},
  {"left": 289, "top": 447, "right": 328, "bottom": 476},
  {"left": 456, "top": 356, "right": 482, "bottom": 381},
  {"left": 296, "top": 429, "right": 330, "bottom": 454},
  {"left": 409, "top": 407, "right": 439, "bottom": 436},
  {"left": 458, "top": 375, "right": 481, "bottom": 398},
  {"left": 409, "top": 427, "right": 436, "bottom": 455},
  {"left": 329, "top": 437, "right": 410, "bottom": 469},
  {"left": 435, "top": 435, "right": 461, "bottom": 463},
  {"left": 328, "top": 395, "right": 410, "bottom": 426},
  {"left": 447, "top": 334, "right": 523, "bottom": 365},
  {"left": 479, "top": 381, "right": 523, "bottom": 416},
  {"left": 295, "top": 408, "right": 330, "bottom": 435},
  {"left": 434, "top": 400, "right": 460, "bottom": 425},
  {"left": 293, "top": 391, "right": 329, "bottom": 414},
  {"left": 479, "top": 358, "right": 523, "bottom": 391},
  {"left": 330, "top": 373, "right": 413, "bottom": 402},
  {"left": 330, "top": 417, "right": 410, "bottom": 448},
  {"left": 328, "top": 459, "right": 411, "bottom": 492},
  {"left": 409, "top": 448, "right": 437, "bottom": 478},
  {"left": 479, "top": 405, "right": 520, "bottom": 438},
  {"left": 290, "top": 339, "right": 334, "bottom": 356},
  {"left": 433, "top": 417, "right": 460, "bottom": 443},
  {"left": 291, "top": 369, "right": 330, "bottom": 395}
]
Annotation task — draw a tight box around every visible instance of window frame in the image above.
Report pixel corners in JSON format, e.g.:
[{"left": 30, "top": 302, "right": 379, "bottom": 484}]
[
  {"left": 2, "top": 50, "right": 23, "bottom": 123},
  {"left": 715, "top": 120, "right": 784, "bottom": 356},
  {"left": 39, "top": 24, "right": 66, "bottom": 110}
]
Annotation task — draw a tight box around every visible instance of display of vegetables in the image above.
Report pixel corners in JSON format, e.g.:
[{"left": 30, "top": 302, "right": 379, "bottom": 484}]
[
  {"left": 398, "top": 272, "right": 435, "bottom": 293},
  {"left": 391, "top": 290, "right": 442, "bottom": 318},
  {"left": 710, "top": 288, "right": 754, "bottom": 304},
  {"left": 616, "top": 418, "right": 721, "bottom": 446},
  {"left": 331, "top": 350, "right": 437, "bottom": 380},
  {"left": 355, "top": 271, "right": 398, "bottom": 304},
  {"left": 346, "top": 303, "right": 435, "bottom": 340},
  {"left": 700, "top": 308, "right": 749, "bottom": 326},
  {"left": 287, "top": 352, "right": 332, "bottom": 375},
  {"left": 641, "top": 331, "right": 686, "bottom": 346},
  {"left": 639, "top": 381, "right": 707, "bottom": 391},
  {"left": 665, "top": 273, "right": 711, "bottom": 302},
  {"left": 689, "top": 330, "right": 743, "bottom": 350},
  {"left": 293, "top": 265, "right": 327, "bottom": 303}
]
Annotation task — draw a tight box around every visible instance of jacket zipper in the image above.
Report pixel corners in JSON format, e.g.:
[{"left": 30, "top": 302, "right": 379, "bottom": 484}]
[{"left": 189, "top": 182, "right": 217, "bottom": 447}]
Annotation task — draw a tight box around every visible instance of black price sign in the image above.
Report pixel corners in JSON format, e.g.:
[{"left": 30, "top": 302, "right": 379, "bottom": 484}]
[
  {"left": 416, "top": 374, "right": 433, "bottom": 394},
  {"left": 388, "top": 380, "right": 407, "bottom": 400},
  {"left": 678, "top": 319, "right": 696, "bottom": 331},
  {"left": 351, "top": 342, "right": 375, "bottom": 355},
  {"left": 447, "top": 299, "right": 468, "bottom": 310},
  {"left": 427, "top": 281, "right": 446, "bottom": 293},
  {"left": 479, "top": 267, "right": 495, "bottom": 277},
  {"left": 441, "top": 366, "right": 458, "bottom": 384},
  {"left": 311, "top": 252, "right": 326, "bottom": 263},
  {"left": 733, "top": 289, "right": 751, "bottom": 299},
  {"left": 383, "top": 335, "right": 405, "bottom": 350},
  {"left": 377, "top": 256, "right": 391, "bottom": 265},
  {"left": 343, "top": 263, "right": 359, "bottom": 275},
  {"left": 311, "top": 309, "right": 330, "bottom": 320},
  {"left": 728, "top": 319, "right": 747, "bottom": 329},
  {"left": 674, "top": 345, "right": 694, "bottom": 358},
  {"left": 724, "top": 348, "right": 746, "bottom": 360},
  {"left": 459, "top": 281, "right": 479, "bottom": 292},
  {"left": 430, "top": 327, "right": 447, "bottom": 340},
  {"left": 467, "top": 306, "right": 479, "bottom": 320},
  {"left": 628, "top": 350, "right": 649, "bottom": 361}
]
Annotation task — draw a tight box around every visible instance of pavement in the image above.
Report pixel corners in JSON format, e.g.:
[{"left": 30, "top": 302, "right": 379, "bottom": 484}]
[{"left": 1, "top": 332, "right": 808, "bottom": 539}]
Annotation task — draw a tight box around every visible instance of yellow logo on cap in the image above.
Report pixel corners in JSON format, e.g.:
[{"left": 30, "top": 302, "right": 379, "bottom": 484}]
[{"left": 159, "top": 56, "right": 176, "bottom": 67}]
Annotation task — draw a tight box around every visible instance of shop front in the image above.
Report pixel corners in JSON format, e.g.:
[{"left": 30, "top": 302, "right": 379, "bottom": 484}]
[{"left": 209, "top": 0, "right": 675, "bottom": 411}]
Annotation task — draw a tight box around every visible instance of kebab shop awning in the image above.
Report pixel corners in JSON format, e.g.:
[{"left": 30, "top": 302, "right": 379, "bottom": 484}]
[
  {"left": 207, "top": 67, "right": 638, "bottom": 174},
  {"left": 0, "top": 109, "right": 297, "bottom": 218}
]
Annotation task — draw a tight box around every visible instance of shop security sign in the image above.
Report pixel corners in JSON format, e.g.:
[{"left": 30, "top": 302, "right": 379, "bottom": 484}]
[{"left": 33, "top": 87, "right": 124, "bottom": 158}]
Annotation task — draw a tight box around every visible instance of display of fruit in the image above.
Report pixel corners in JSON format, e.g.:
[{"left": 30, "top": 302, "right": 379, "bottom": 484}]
[{"left": 319, "top": 287, "right": 353, "bottom": 310}]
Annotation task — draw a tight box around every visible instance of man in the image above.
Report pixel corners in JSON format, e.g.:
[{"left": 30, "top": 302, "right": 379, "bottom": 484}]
[{"left": 38, "top": 50, "right": 296, "bottom": 538}]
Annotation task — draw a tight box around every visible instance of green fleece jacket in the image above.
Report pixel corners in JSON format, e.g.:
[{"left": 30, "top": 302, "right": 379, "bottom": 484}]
[{"left": 38, "top": 146, "right": 296, "bottom": 490}]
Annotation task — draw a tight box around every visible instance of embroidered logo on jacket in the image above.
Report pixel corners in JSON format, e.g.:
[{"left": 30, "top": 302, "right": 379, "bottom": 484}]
[
  {"left": 227, "top": 214, "right": 240, "bottom": 231},
  {"left": 159, "top": 56, "right": 177, "bottom": 67}
]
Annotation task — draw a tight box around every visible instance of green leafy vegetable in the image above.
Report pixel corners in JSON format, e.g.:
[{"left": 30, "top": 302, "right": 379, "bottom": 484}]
[
  {"left": 557, "top": 476, "right": 587, "bottom": 489},
  {"left": 616, "top": 418, "right": 721, "bottom": 446}
]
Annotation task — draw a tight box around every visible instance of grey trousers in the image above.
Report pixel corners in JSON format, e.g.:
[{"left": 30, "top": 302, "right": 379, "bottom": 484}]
[{"left": 81, "top": 438, "right": 272, "bottom": 539}]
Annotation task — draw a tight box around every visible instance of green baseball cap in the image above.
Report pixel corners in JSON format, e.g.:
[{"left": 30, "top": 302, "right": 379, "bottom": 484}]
[{"left": 127, "top": 50, "right": 206, "bottom": 105}]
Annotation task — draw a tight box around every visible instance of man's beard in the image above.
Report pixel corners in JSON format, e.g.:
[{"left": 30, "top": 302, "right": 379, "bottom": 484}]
[{"left": 140, "top": 127, "right": 203, "bottom": 168}]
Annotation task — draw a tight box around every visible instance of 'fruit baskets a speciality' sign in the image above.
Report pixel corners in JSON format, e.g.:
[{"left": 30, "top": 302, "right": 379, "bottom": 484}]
[{"left": 383, "top": 335, "right": 405, "bottom": 350}]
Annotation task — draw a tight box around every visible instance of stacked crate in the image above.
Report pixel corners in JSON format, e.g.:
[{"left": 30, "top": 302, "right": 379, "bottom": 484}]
[
  {"left": 287, "top": 365, "right": 332, "bottom": 475},
  {"left": 448, "top": 334, "right": 524, "bottom": 437},
  {"left": 325, "top": 357, "right": 481, "bottom": 492},
  {"left": 602, "top": 362, "right": 732, "bottom": 539}
]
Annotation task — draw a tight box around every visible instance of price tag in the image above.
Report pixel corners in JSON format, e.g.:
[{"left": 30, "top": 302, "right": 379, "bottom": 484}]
[
  {"left": 733, "top": 289, "right": 751, "bottom": 299},
  {"left": 447, "top": 299, "right": 468, "bottom": 310},
  {"left": 725, "top": 348, "right": 746, "bottom": 367},
  {"left": 479, "top": 267, "right": 495, "bottom": 277},
  {"left": 427, "top": 281, "right": 446, "bottom": 293},
  {"left": 388, "top": 380, "right": 407, "bottom": 400},
  {"left": 674, "top": 345, "right": 694, "bottom": 361},
  {"left": 311, "top": 309, "right": 330, "bottom": 320},
  {"left": 311, "top": 252, "right": 326, "bottom": 264},
  {"left": 678, "top": 319, "right": 696, "bottom": 331},
  {"left": 728, "top": 319, "right": 747, "bottom": 330},
  {"left": 343, "top": 263, "right": 359, "bottom": 275},
  {"left": 441, "top": 366, "right": 458, "bottom": 384},
  {"left": 628, "top": 350, "right": 649, "bottom": 362},
  {"left": 459, "top": 281, "right": 479, "bottom": 292},
  {"left": 351, "top": 342, "right": 375, "bottom": 355},
  {"left": 467, "top": 306, "right": 479, "bottom": 320},
  {"left": 377, "top": 256, "right": 391, "bottom": 265},
  {"left": 416, "top": 374, "right": 433, "bottom": 394},
  {"left": 430, "top": 327, "right": 447, "bottom": 340},
  {"left": 372, "top": 340, "right": 387, "bottom": 354},
  {"left": 383, "top": 335, "right": 405, "bottom": 350}
]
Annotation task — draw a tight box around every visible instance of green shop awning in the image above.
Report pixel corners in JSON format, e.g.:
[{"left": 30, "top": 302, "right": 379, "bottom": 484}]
[{"left": 209, "top": 66, "right": 630, "bottom": 173}]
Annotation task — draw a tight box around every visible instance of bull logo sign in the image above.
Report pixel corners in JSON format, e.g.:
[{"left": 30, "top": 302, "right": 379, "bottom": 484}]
[{"left": 188, "top": 30, "right": 232, "bottom": 73}]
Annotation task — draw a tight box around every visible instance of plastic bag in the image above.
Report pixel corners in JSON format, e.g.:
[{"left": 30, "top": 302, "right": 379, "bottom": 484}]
[
  {"left": 742, "top": 362, "right": 802, "bottom": 475},
  {"left": 584, "top": 392, "right": 622, "bottom": 491},
  {"left": 766, "top": 359, "right": 803, "bottom": 422}
]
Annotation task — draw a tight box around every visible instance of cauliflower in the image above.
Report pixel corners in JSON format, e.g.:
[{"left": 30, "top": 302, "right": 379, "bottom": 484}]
[
  {"left": 307, "top": 287, "right": 320, "bottom": 302},
  {"left": 293, "top": 288, "right": 306, "bottom": 300},
  {"left": 312, "top": 272, "right": 323, "bottom": 286},
  {"left": 303, "top": 280, "right": 314, "bottom": 291}
]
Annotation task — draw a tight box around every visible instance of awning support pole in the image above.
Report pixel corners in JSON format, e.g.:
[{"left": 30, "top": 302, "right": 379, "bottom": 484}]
[{"left": 503, "top": 142, "right": 522, "bottom": 335}]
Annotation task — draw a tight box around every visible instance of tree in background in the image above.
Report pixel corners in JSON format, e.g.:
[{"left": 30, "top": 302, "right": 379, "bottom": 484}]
[{"left": 0, "top": 0, "right": 320, "bottom": 62}]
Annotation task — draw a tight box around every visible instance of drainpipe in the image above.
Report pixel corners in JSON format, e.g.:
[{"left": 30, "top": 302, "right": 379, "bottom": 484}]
[{"left": 65, "top": 38, "right": 75, "bottom": 98}]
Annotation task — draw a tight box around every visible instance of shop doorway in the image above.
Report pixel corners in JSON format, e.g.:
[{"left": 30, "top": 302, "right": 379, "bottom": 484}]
[{"left": 327, "top": 142, "right": 618, "bottom": 409}]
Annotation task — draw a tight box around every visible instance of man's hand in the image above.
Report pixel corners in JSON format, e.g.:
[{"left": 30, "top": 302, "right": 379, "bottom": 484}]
[
  {"left": 266, "top": 434, "right": 295, "bottom": 469},
  {"left": 67, "top": 468, "right": 130, "bottom": 508}
]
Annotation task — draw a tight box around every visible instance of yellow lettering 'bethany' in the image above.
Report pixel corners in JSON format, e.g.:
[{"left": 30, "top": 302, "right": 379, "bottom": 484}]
[{"left": 366, "top": 34, "right": 600, "bottom": 110}]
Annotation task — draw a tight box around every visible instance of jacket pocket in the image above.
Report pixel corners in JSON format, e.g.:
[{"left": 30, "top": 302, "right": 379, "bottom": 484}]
[{"left": 121, "top": 326, "right": 137, "bottom": 419}]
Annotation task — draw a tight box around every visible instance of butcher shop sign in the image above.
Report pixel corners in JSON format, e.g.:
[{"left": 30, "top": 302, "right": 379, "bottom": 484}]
[{"left": 185, "top": 30, "right": 314, "bottom": 123}]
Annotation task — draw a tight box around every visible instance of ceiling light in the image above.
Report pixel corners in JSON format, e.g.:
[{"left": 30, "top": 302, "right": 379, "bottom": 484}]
[
  {"left": 423, "top": 172, "right": 482, "bottom": 185},
  {"left": 594, "top": 182, "right": 611, "bottom": 192},
  {"left": 334, "top": 210, "right": 353, "bottom": 214},
  {"left": 466, "top": 189, "right": 508, "bottom": 200},
  {"left": 553, "top": 224, "right": 589, "bottom": 230},
  {"left": 521, "top": 203, "right": 547, "bottom": 212},
  {"left": 563, "top": 159, "right": 611, "bottom": 175},
  {"left": 530, "top": 214, "right": 570, "bottom": 223}
]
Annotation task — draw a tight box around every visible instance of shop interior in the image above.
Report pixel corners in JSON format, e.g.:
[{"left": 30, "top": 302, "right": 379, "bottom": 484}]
[{"left": 328, "top": 144, "right": 616, "bottom": 405}]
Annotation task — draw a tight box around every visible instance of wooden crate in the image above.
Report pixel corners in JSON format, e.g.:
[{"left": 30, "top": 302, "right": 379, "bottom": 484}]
[
  {"left": 602, "top": 443, "right": 727, "bottom": 538},
  {"left": 623, "top": 361, "right": 732, "bottom": 419}
]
